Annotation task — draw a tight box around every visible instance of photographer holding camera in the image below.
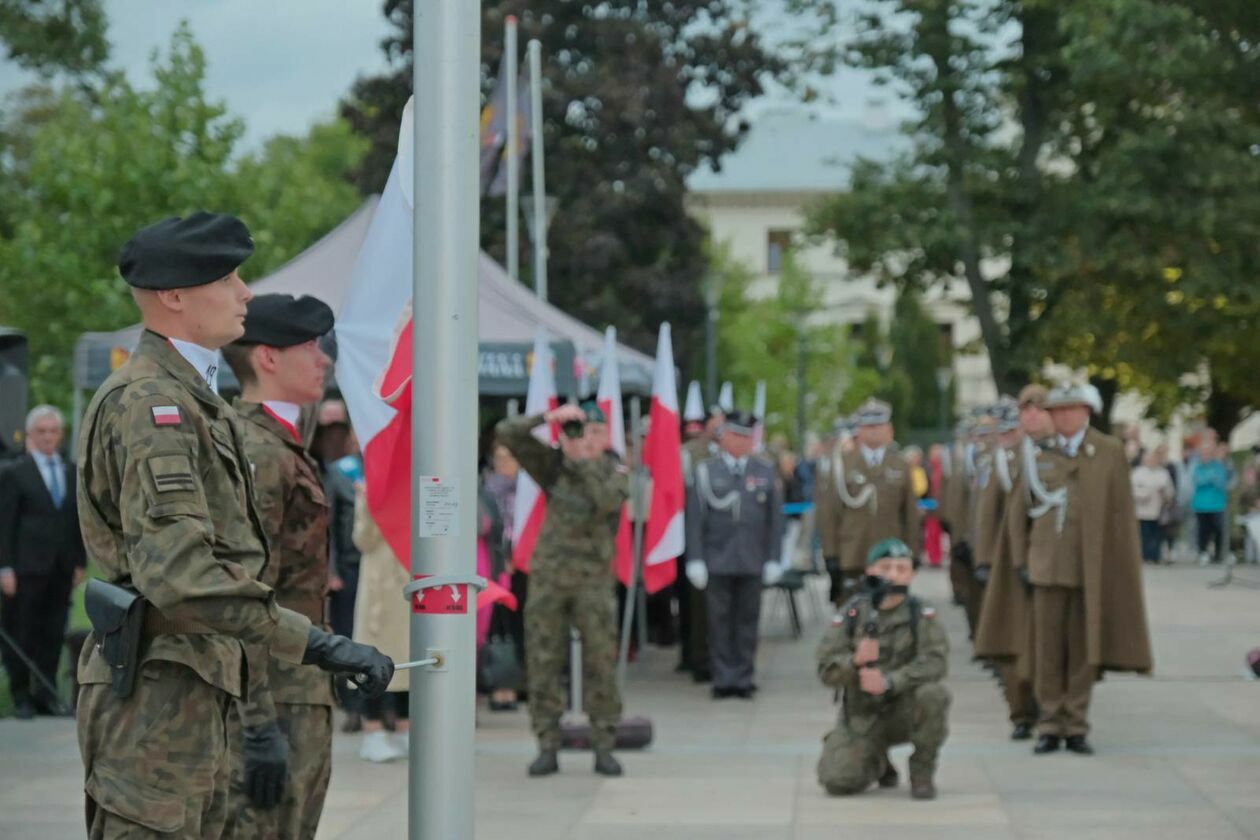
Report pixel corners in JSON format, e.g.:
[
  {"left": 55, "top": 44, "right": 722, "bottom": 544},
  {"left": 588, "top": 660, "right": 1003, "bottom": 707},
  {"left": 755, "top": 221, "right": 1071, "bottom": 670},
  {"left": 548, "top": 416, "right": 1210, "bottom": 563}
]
[
  {"left": 815, "top": 538, "right": 951, "bottom": 800},
  {"left": 495, "top": 402, "right": 629, "bottom": 778}
]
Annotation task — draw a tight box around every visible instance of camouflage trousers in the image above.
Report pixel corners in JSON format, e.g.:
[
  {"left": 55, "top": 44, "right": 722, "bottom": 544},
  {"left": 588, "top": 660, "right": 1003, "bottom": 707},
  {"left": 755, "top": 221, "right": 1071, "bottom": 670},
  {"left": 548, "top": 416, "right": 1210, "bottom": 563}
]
[
  {"left": 525, "top": 573, "right": 622, "bottom": 751},
  {"left": 78, "top": 661, "right": 232, "bottom": 838},
  {"left": 817, "top": 683, "right": 951, "bottom": 795},
  {"left": 222, "top": 702, "right": 333, "bottom": 839}
]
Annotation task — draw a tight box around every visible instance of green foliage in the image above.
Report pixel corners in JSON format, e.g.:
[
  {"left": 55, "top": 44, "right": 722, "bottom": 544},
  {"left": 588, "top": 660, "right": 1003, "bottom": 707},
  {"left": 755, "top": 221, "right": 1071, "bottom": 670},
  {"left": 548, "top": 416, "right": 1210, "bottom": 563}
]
[
  {"left": 0, "top": 25, "right": 368, "bottom": 409},
  {"left": 847, "top": 311, "right": 911, "bottom": 438},
  {"left": 889, "top": 287, "right": 951, "bottom": 430},
  {"left": 0, "top": 0, "right": 108, "bottom": 77},
  {"left": 341, "top": 0, "right": 787, "bottom": 375},
  {"left": 713, "top": 247, "right": 853, "bottom": 446}
]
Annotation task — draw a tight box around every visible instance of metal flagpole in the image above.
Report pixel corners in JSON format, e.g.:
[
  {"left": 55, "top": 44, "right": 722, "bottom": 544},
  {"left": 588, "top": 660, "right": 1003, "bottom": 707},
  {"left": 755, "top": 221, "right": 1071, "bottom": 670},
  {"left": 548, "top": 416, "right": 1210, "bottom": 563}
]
[
  {"left": 410, "top": 2, "right": 479, "bottom": 838},
  {"left": 528, "top": 39, "right": 548, "bottom": 302},
  {"left": 505, "top": 17, "right": 520, "bottom": 281},
  {"left": 617, "top": 397, "right": 645, "bottom": 688}
]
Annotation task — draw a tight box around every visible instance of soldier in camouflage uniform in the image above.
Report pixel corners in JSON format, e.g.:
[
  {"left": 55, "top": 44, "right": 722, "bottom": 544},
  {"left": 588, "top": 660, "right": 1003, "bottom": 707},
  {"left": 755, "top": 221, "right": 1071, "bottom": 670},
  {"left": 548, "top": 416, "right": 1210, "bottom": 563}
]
[
  {"left": 76, "top": 213, "right": 393, "bottom": 838},
  {"left": 495, "top": 403, "right": 629, "bottom": 778},
  {"left": 815, "top": 538, "right": 950, "bottom": 800},
  {"left": 219, "top": 294, "right": 337, "bottom": 838}
]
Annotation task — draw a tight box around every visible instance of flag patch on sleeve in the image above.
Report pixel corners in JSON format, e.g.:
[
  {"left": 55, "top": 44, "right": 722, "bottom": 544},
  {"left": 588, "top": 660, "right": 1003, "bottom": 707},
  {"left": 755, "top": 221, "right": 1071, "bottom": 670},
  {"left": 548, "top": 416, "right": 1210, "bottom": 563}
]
[{"left": 151, "top": 406, "right": 182, "bottom": 426}]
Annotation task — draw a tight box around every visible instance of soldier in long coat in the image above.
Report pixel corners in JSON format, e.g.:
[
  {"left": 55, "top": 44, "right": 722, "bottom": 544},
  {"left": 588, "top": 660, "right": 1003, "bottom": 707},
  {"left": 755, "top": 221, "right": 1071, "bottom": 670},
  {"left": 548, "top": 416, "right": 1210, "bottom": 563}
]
[
  {"left": 220, "top": 294, "right": 338, "bottom": 838},
  {"left": 1004, "top": 385, "right": 1153, "bottom": 755},
  {"left": 816, "top": 399, "right": 920, "bottom": 605},
  {"left": 942, "top": 418, "right": 977, "bottom": 609},
  {"left": 972, "top": 390, "right": 1046, "bottom": 739}
]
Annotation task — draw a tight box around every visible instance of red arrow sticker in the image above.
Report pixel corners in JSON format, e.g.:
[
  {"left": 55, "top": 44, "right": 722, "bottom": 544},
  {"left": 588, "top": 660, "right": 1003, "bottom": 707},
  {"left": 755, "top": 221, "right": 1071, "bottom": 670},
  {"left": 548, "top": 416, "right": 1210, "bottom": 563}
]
[{"left": 411, "top": 574, "right": 468, "bottom": 615}]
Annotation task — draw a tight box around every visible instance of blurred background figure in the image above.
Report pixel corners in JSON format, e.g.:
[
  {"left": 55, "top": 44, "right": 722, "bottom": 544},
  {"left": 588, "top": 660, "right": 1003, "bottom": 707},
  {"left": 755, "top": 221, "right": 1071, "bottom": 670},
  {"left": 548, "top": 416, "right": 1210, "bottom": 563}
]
[
  {"left": 924, "top": 444, "right": 947, "bottom": 568},
  {"left": 311, "top": 399, "right": 364, "bottom": 732},
  {"left": 1131, "top": 447, "right": 1174, "bottom": 564},
  {"left": 351, "top": 486, "right": 411, "bottom": 762},
  {"left": 1191, "top": 433, "right": 1230, "bottom": 565},
  {"left": 0, "top": 406, "right": 85, "bottom": 718}
]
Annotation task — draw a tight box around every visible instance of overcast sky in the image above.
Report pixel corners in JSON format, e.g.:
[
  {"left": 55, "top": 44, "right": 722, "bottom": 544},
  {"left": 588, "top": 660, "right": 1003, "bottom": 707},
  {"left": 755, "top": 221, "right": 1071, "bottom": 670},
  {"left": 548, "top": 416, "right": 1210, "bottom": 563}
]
[{"left": 0, "top": 0, "right": 902, "bottom": 150}]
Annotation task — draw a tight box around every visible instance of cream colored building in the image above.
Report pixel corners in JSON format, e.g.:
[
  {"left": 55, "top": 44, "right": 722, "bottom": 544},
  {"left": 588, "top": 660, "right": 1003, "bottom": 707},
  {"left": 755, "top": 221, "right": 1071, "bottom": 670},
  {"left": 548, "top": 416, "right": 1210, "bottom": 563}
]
[{"left": 686, "top": 109, "right": 997, "bottom": 418}]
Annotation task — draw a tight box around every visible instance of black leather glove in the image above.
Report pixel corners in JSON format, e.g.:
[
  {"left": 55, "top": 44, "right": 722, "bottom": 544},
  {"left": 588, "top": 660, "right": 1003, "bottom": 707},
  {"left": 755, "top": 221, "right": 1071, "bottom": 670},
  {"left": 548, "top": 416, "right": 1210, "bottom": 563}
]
[
  {"left": 973, "top": 565, "right": 990, "bottom": 586},
  {"left": 243, "top": 721, "right": 288, "bottom": 809},
  {"left": 302, "top": 627, "right": 395, "bottom": 697},
  {"left": 1017, "top": 567, "right": 1032, "bottom": 594}
]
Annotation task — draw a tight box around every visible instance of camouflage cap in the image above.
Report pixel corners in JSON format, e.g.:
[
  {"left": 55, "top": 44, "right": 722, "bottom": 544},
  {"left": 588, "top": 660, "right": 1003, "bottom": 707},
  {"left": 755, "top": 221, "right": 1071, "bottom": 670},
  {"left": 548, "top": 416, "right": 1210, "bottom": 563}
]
[{"left": 867, "top": 537, "right": 913, "bottom": 565}]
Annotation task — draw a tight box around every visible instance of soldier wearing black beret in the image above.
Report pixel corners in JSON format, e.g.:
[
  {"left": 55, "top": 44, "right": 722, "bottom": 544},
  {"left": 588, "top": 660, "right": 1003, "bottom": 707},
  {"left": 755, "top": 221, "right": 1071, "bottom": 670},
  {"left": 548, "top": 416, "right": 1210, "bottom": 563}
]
[
  {"left": 221, "top": 293, "right": 338, "bottom": 836},
  {"left": 75, "top": 214, "right": 392, "bottom": 838}
]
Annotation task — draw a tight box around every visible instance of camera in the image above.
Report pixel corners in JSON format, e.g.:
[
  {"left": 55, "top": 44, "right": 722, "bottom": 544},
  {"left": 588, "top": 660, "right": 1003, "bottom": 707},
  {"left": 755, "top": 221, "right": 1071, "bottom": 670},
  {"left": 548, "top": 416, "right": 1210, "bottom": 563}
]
[{"left": 562, "top": 419, "right": 585, "bottom": 439}]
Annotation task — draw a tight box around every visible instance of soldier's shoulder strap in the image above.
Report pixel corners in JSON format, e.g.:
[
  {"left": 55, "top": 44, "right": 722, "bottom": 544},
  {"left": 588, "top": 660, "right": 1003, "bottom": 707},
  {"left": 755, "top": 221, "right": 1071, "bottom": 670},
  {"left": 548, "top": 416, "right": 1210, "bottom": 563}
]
[{"left": 908, "top": 595, "right": 923, "bottom": 654}]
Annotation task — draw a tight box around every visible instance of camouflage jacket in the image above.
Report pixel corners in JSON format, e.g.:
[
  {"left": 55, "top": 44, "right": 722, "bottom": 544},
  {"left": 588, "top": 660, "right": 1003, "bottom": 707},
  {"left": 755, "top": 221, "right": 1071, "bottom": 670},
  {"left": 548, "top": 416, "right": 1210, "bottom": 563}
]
[
  {"left": 495, "top": 413, "right": 628, "bottom": 581},
  {"left": 76, "top": 331, "right": 311, "bottom": 698},
  {"left": 815, "top": 594, "right": 949, "bottom": 725},
  {"left": 234, "top": 401, "right": 335, "bottom": 724}
]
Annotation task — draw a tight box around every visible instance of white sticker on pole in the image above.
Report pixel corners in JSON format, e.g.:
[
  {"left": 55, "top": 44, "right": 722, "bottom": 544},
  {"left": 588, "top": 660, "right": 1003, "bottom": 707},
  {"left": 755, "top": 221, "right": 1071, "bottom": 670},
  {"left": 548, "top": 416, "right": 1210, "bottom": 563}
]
[{"left": 418, "top": 476, "right": 460, "bottom": 538}]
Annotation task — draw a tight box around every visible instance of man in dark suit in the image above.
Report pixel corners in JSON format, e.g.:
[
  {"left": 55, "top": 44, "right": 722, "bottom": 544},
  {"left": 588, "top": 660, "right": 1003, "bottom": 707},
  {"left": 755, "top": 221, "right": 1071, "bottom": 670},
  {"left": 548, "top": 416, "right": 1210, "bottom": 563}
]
[
  {"left": 0, "top": 405, "right": 85, "bottom": 718},
  {"left": 685, "top": 411, "right": 786, "bottom": 699}
]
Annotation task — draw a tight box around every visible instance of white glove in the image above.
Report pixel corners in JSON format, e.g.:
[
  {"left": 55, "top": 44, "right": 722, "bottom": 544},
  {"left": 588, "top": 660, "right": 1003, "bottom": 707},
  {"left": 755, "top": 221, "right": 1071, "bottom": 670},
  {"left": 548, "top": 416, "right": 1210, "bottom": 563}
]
[
  {"left": 762, "top": 561, "right": 785, "bottom": 586},
  {"left": 686, "top": 560, "right": 709, "bottom": 591}
]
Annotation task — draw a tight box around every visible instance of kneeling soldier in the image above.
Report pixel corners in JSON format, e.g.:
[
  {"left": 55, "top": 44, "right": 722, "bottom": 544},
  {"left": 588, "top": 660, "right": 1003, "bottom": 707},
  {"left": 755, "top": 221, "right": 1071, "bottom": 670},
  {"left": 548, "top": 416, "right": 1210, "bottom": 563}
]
[{"left": 815, "top": 538, "right": 950, "bottom": 800}]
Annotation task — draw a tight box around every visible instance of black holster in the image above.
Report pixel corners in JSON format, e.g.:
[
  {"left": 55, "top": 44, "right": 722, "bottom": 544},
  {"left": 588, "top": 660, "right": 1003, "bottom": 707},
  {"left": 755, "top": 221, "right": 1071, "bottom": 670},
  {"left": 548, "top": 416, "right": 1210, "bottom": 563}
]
[{"left": 84, "top": 579, "right": 147, "bottom": 699}]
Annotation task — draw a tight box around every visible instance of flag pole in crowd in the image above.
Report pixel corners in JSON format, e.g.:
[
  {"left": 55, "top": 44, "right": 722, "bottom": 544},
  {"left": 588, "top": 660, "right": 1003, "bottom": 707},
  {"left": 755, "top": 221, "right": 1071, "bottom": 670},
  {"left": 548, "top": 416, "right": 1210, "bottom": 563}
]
[
  {"left": 409, "top": 2, "right": 479, "bottom": 836},
  {"left": 752, "top": 380, "right": 767, "bottom": 452},
  {"left": 528, "top": 39, "right": 548, "bottom": 302},
  {"left": 504, "top": 16, "right": 520, "bottom": 281}
]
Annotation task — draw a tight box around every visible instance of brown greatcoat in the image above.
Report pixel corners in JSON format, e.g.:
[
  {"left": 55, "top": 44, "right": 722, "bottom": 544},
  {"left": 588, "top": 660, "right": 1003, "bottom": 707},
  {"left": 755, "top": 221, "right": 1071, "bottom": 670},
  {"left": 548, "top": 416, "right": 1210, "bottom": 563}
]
[
  {"left": 974, "top": 443, "right": 1034, "bottom": 677},
  {"left": 997, "top": 428, "right": 1153, "bottom": 676},
  {"left": 816, "top": 447, "right": 920, "bottom": 572}
]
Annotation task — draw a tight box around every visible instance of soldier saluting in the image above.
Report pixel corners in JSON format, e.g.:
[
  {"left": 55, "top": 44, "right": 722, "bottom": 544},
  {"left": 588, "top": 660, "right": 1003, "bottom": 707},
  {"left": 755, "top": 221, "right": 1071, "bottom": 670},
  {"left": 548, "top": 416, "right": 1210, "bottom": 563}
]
[
  {"left": 1004, "top": 384, "right": 1153, "bottom": 755},
  {"left": 816, "top": 398, "right": 920, "bottom": 603},
  {"left": 76, "top": 213, "right": 393, "bottom": 838}
]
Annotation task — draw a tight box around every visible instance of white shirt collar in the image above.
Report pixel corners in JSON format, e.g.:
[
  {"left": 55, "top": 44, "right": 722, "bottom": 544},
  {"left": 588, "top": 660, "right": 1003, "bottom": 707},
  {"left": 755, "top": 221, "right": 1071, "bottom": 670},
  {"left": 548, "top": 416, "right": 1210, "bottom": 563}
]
[
  {"left": 169, "top": 338, "right": 221, "bottom": 390},
  {"left": 30, "top": 449, "right": 59, "bottom": 468},
  {"left": 262, "top": 401, "right": 302, "bottom": 429},
  {"left": 722, "top": 451, "right": 748, "bottom": 472},
  {"left": 1059, "top": 427, "right": 1088, "bottom": 456},
  {"left": 861, "top": 445, "right": 886, "bottom": 467}
]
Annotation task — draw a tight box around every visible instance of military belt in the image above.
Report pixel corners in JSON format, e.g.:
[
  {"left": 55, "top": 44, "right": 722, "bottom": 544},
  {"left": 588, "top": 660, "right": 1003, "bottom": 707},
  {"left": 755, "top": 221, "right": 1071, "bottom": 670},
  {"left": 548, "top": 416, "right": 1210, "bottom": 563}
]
[{"left": 142, "top": 610, "right": 215, "bottom": 637}]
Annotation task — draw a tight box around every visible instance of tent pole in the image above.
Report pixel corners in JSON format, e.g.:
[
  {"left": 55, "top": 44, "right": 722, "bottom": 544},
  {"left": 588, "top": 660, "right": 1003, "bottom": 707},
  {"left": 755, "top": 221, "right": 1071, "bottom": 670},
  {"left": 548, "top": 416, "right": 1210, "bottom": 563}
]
[
  {"left": 528, "top": 39, "right": 547, "bottom": 303},
  {"left": 505, "top": 17, "right": 520, "bottom": 282},
  {"left": 410, "top": 2, "right": 479, "bottom": 838}
]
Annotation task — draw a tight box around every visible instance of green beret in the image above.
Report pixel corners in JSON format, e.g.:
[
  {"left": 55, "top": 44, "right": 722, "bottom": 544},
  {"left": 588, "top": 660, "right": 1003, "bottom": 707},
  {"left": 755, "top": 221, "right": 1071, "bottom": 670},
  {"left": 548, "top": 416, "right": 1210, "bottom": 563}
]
[{"left": 867, "top": 538, "right": 912, "bottom": 565}]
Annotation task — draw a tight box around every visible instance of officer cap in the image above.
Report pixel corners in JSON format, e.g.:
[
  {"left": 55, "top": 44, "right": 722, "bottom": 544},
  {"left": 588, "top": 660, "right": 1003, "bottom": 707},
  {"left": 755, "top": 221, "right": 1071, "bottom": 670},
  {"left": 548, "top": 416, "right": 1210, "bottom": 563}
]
[
  {"left": 579, "top": 400, "right": 607, "bottom": 425},
  {"left": 722, "top": 410, "right": 757, "bottom": 435},
  {"left": 867, "top": 537, "right": 912, "bottom": 565},
  {"left": 989, "top": 396, "right": 1020, "bottom": 432},
  {"left": 238, "top": 294, "right": 335, "bottom": 347},
  {"left": 118, "top": 211, "right": 254, "bottom": 290},
  {"left": 1017, "top": 384, "right": 1048, "bottom": 409},
  {"left": 1045, "top": 384, "right": 1094, "bottom": 412},
  {"left": 853, "top": 398, "right": 893, "bottom": 427}
]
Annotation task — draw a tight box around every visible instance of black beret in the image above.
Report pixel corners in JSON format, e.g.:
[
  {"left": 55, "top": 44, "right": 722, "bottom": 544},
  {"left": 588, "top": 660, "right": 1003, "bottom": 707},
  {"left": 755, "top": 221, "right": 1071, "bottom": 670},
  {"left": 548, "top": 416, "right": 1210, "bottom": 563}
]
[
  {"left": 118, "top": 212, "right": 254, "bottom": 289},
  {"left": 238, "top": 294, "right": 334, "bottom": 347}
]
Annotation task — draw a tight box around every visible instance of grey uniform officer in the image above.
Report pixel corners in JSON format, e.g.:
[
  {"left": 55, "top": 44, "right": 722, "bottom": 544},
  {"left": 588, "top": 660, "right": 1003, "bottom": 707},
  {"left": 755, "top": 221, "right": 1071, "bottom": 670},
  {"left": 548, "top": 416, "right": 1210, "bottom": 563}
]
[{"left": 685, "top": 411, "right": 785, "bottom": 699}]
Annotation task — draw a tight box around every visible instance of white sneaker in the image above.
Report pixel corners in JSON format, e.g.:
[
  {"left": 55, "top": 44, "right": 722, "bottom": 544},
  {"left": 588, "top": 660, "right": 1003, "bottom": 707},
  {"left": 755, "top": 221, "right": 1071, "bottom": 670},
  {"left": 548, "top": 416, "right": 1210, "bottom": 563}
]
[
  {"left": 393, "top": 732, "right": 410, "bottom": 757},
  {"left": 359, "top": 730, "right": 406, "bottom": 763},
  {"left": 1198, "top": 552, "right": 1211, "bottom": 567}
]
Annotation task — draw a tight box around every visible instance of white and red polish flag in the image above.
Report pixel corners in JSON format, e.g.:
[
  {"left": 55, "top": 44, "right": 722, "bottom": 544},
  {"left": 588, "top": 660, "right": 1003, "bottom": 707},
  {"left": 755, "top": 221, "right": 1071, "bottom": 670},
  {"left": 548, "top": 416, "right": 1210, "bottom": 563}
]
[
  {"left": 636, "top": 323, "right": 684, "bottom": 593},
  {"left": 334, "top": 97, "right": 518, "bottom": 610},
  {"left": 596, "top": 326, "right": 626, "bottom": 459},
  {"left": 510, "top": 330, "right": 560, "bottom": 574}
]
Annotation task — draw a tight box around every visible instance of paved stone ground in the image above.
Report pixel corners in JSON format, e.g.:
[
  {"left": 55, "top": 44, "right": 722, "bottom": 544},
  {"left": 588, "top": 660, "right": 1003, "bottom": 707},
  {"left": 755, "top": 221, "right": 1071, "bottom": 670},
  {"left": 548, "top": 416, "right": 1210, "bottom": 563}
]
[{"left": 1, "top": 564, "right": 1257, "bottom": 839}]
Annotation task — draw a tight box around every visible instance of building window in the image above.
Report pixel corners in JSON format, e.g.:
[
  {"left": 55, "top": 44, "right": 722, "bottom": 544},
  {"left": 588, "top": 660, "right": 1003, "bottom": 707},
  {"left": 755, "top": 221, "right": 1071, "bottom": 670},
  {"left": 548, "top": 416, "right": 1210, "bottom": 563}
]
[{"left": 767, "top": 229, "right": 793, "bottom": 274}]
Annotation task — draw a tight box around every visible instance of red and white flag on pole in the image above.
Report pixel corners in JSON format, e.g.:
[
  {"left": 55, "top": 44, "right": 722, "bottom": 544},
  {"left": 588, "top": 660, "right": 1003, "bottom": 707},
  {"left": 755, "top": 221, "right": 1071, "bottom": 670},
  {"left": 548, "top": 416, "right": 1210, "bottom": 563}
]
[
  {"left": 636, "top": 323, "right": 685, "bottom": 593},
  {"left": 596, "top": 326, "right": 625, "bottom": 458},
  {"left": 336, "top": 97, "right": 516, "bottom": 611},
  {"left": 511, "top": 330, "right": 559, "bottom": 574}
]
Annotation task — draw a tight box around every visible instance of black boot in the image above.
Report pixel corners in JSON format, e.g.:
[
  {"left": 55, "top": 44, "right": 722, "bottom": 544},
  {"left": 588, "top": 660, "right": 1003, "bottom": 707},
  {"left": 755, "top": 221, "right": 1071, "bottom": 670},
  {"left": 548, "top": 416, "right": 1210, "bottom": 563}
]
[
  {"left": 1064, "top": 735, "right": 1094, "bottom": 755},
  {"left": 878, "top": 758, "right": 899, "bottom": 789},
  {"left": 1033, "top": 735, "right": 1061, "bottom": 754},
  {"left": 593, "top": 750, "right": 623, "bottom": 777},
  {"left": 528, "top": 749, "right": 559, "bottom": 777},
  {"left": 1011, "top": 722, "right": 1034, "bottom": 741}
]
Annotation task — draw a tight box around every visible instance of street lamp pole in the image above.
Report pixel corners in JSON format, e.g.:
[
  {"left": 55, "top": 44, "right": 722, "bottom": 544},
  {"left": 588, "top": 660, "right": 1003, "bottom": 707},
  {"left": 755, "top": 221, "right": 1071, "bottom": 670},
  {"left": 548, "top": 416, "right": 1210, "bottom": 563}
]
[{"left": 704, "top": 273, "right": 719, "bottom": 405}]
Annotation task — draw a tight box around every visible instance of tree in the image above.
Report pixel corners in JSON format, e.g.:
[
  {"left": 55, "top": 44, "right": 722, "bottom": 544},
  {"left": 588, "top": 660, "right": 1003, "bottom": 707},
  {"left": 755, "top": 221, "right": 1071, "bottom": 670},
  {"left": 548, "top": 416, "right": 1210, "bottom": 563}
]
[
  {"left": 713, "top": 247, "right": 853, "bottom": 446},
  {"left": 341, "top": 1, "right": 786, "bottom": 375},
  {"left": 0, "top": 26, "right": 368, "bottom": 407},
  {"left": 888, "top": 287, "right": 950, "bottom": 431},
  {"left": 0, "top": 0, "right": 108, "bottom": 78}
]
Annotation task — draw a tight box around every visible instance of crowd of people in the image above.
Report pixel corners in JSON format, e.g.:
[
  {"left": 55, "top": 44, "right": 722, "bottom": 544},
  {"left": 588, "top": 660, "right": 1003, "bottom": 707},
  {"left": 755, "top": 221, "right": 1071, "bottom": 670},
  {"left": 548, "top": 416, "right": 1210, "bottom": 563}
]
[{"left": 0, "top": 210, "right": 1245, "bottom": 836}]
